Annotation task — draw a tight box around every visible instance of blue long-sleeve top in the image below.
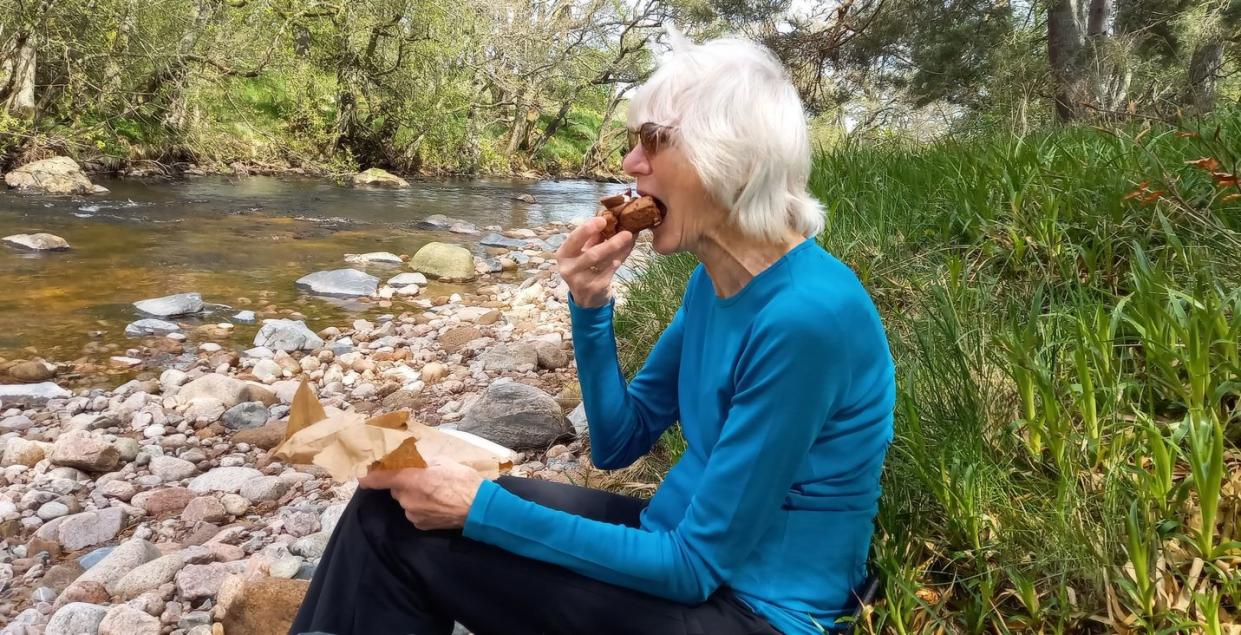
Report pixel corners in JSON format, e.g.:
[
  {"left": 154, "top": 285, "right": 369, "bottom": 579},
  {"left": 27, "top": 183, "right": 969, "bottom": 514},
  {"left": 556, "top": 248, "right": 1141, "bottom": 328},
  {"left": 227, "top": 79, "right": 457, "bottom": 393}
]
[{"left": 464, "top": 238, "right": 895, "bottom": 633}]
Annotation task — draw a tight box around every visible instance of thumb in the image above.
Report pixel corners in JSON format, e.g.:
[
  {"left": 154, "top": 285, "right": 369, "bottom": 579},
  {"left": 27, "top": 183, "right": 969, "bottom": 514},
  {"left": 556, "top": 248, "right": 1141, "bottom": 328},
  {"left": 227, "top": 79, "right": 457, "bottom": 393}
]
[{"left": 358, "top": 468, "right": 401, "bottom": 490}]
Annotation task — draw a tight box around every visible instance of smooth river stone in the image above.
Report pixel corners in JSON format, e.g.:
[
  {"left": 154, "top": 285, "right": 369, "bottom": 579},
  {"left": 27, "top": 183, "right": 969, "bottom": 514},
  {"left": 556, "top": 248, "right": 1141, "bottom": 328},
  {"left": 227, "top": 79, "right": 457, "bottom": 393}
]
[{"left": 295, "top": 269, "right": 379, "bottom": 298}]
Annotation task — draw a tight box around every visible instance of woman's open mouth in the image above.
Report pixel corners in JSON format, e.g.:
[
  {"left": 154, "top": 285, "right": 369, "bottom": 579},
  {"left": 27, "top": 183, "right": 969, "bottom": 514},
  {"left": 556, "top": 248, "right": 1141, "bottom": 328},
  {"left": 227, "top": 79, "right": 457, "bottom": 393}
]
[{"left": 637, "top": 190, "right": 669, "bottom": 220}]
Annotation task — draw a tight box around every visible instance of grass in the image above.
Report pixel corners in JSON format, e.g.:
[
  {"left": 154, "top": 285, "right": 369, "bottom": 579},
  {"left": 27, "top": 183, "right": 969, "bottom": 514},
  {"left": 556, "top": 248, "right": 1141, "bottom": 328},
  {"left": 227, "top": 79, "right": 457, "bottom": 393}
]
[{"left": 609, "top": 111, "right": 1241, "bottom": 632}]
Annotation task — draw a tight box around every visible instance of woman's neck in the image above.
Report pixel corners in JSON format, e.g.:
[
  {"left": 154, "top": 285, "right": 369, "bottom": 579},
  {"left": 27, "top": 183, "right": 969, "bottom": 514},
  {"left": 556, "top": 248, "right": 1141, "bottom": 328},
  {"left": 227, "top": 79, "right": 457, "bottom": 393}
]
[{"left": 692, "top": 224, "right": 807, "bottom": 299}]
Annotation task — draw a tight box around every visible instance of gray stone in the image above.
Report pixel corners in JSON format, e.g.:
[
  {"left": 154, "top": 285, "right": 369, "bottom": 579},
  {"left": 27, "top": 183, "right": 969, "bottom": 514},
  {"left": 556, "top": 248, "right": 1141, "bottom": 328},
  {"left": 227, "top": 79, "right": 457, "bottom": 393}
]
[
  {"left": 270, "top": 556, "right": 303, "bottom": 578},
  {"left": 49, "top": 430, "right": 120, "bottom": 472},
  {"left": 568, "top": 403, "right": 589, "bottom": 437},
  {"left": 5, "top": 157, "right": 104, "bottom": 195},
  {"left": 290, "top": 532, "right": 330, "bottom": 559},
  {"left": 345, "top": 251, "right": 402, "bottom": 265},
  {"left": 149, "top": 455, "right": 198, "bottom": 482},
  {"left": 188, "top": 466, "right": 262, "bottom": 494},
  {"left": 98, "top": 604, "right": 162, "bottom": 635},
  {"left": 223, "top": 401, "right": 269, "bottom": 430},
  {"left": 176, "top": 374, "right": 276, "bottom": 408},
  {"left": 535, "top": 340, "right": 568, "bottom": 370},
  {"left": 410, "top": 242, "right": 476, "bottom": 282},
  {"left": 112, "top": 553, "right": 186, "bottom": 599},
  {"left": 58, "top": 508, "right": 125, "bottom": 551},
  {"left": 45, "top": 602, "right": 108, "bottom": 635},
  {"left": 513, "top": 193, "right": 537, "bottom": 204},
  {"left": 3, "top": 232, "right": 71, "bottom": 251},
  {"left": 387, "top": 272, "right": 427, "bottom": 287},
  {"left": 1, "top": 413, "right": 34, "bottom": 431},
  {"left": 480, "top": 342, "right": 539, "bottom": 372},
  {"left": 133, "top": 293, "right": 203, "bottom": 318},
  {"left": 479, "top": 232, "right": 532, "bottom": 250},
  {"left": 125, "top": 319, "right": 181, "bottom": 337},
  {"left": 417, "top": 214, "right": 473, "bottom": 231},
  {"left": 233, "top": 310, "right": 257, "bottom": 323},
  {"left": 239, "top": 475, "right": 290, "bottom": 503},
  {"left": 459, "top": 382, "right": 567, "bottom": 450},
  {"left": 320, "top": 503, "right": 347, "bottom": 536},
  {"left": 0, "top": 382, "right": 71, "bottom": 406},
  {"left": 352, "top": 167, "right": 409, "bottom": 188},
  {"left": 74, "top": 539, "right": 160, "bottom": 589},
  {"left": 296, "top": 268, "right": 380, "bottom": 298},
  {"left": 175, "top": 561, "right": 248, "bottom": 600},
  {"left": 254, "top": 319, "right": 326, "bottom": 352},
  {"left": 37, "top": 500, "right": 69, "bottom": 520}
]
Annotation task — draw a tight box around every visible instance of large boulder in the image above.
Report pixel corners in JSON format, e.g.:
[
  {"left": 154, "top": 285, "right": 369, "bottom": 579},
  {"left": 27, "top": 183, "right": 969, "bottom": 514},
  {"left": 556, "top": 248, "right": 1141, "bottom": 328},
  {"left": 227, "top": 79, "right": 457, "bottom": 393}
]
[
  {"left": 5, "top": 358, "right": 57, "bottom": 381},
  {"left": 0, "top": 382, "right": 71, "bottom": 406},
  {"left": 44, "top": 602, "right": 108, "bottom": 635},
  {"left": 98, "top": 604, "right": 162, "bottom": 635},
  {"left": 2, "top": 437, "right": 49, "bottom": 467},
  {"left": 73, "top": 538, "right": 160, "bottom": 590},
  {"left": 55, "top": 508, "right": 126, "bottom": 551},
  {"left": 295, "top": 269, "right": 379, "bottom": 298},
  {"left": 220, "top": 577, "right": 310, "bottom": 635},
  {"left": 133, "top": 292, "right": 203, "bottom": 318},
  {"left": 459, "top": 382, "right": 568, "bottom": 450},
  {"left": 410, "top": 242, "right": 476, "bottom": 282},
  {"left": 49, "top": 430, "right": 120, "bottom": 472},
  {"left": 112, "top": 552, "right": 187, "bottom": 599},
  {"left": 480, "top": 342, "right": 539, "bottom": 372},
  {"left": 4, "top": 157, "right": 107, "bottom": 195},
  {"left": 176, "top": 374, "right": 277, "bottom": 408},
  {"left": 352, "top": 167, "right": 409, "bottom": 188},
  {"left": 188, "top": 466, "right": 263, "bottom": 494},
  {"left": 3, "top": 232, "right": 71, "bottom": 251},
  {"left": 253, "top": 319, "right": 325, "bottom": 352}
]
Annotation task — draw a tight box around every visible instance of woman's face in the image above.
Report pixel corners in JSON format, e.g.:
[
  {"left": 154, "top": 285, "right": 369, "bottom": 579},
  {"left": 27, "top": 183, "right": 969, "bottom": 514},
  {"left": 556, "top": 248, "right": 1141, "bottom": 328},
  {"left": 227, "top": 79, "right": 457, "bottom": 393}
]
[{"left": 622, "top": 133, "right": 728, "bottom": 255}]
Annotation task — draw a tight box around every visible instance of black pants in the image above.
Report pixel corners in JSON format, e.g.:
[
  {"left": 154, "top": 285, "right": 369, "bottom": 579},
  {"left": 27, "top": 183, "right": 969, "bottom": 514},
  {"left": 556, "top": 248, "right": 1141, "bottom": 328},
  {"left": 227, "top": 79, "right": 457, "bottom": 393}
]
[{"left": 290, "top": 476, "right": 781, "bottom": 635}]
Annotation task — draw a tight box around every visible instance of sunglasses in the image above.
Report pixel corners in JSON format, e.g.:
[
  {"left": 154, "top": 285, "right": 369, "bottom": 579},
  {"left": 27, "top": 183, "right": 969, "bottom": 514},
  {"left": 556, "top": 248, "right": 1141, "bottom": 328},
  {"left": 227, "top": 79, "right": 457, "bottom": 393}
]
[{"left": 624, "top": 122, "right": 675, "bottom": 157}]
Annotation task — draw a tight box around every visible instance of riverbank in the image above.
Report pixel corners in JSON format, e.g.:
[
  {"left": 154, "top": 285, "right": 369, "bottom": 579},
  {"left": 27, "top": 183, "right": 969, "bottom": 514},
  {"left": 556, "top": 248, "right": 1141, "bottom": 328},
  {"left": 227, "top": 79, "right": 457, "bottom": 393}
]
[{"left": 0, "top": 210, "right": 637, "bottom": 633}]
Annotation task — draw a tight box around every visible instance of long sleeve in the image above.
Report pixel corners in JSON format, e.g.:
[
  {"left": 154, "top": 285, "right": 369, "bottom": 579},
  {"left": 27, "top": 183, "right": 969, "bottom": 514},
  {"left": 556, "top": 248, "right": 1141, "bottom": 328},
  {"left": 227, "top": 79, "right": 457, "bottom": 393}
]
[
  {"left": 568, "top": 294, "right": 685, "bottom": 469},
  {"left": 465, "top": 309, "right": 848, "bottom": 604}
]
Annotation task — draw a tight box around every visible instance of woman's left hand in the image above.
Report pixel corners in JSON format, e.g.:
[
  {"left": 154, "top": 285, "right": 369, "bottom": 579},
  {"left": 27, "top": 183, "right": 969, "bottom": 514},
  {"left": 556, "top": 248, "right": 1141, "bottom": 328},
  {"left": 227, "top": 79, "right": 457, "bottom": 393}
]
[{"left": 357, "top": 459, "right": 484, "bottom": 530}]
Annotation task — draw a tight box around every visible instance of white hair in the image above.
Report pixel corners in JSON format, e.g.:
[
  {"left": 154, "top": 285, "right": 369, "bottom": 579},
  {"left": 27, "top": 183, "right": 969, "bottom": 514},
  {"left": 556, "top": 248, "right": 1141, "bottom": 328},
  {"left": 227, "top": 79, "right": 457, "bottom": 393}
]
[{"left": 627, "top": 26, "right": 824, "bottom": 241}]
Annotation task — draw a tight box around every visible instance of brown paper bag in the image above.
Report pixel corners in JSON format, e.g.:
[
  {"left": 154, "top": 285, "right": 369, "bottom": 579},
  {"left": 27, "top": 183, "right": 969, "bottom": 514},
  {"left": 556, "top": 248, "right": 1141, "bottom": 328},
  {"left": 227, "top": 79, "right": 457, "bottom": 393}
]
[{"left": 272, "top": 380, "right": 513, "bottom": 481}]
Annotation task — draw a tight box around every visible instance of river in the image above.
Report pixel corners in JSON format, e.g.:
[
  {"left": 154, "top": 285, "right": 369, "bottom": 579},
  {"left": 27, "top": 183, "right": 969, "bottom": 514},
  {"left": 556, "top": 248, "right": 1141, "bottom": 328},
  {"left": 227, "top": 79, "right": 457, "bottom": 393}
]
[{"left": 0, "top": 175, "right": 616, "bottom": 380}]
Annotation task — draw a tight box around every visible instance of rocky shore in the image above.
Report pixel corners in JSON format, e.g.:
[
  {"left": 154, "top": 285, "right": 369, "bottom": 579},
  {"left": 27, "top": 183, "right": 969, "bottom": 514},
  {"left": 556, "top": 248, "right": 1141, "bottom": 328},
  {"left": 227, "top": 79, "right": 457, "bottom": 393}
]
[{"left": 0, "top": 197, "right": 640, "bottom": 634}]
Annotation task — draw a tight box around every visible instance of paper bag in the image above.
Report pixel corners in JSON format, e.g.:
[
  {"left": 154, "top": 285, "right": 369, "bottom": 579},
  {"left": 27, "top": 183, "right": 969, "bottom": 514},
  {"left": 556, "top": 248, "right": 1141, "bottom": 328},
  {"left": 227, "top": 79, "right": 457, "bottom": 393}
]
[{"left": 272, "top": 380, "right": 513, "bottom": 481}]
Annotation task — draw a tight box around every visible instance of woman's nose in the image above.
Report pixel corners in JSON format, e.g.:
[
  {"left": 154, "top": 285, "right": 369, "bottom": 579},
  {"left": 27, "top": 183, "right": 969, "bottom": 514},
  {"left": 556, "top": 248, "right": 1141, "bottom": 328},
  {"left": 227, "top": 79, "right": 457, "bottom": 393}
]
[{"left": 622, "top": 145, "right": 652, "bottom": 177}]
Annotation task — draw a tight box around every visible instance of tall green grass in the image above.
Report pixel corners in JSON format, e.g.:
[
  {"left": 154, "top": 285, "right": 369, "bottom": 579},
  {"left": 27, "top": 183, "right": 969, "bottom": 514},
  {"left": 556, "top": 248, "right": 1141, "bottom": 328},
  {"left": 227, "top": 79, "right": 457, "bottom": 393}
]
[{"left": 612, "top": 112, "right": 1241, "bottom": 632}]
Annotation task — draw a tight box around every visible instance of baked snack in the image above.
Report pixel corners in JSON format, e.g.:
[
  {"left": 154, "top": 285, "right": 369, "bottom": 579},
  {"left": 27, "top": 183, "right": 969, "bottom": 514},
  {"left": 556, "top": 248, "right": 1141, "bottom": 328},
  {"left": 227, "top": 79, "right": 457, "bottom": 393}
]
[{"left": 596, "top": 194, "right": 664, "bottom": 239}]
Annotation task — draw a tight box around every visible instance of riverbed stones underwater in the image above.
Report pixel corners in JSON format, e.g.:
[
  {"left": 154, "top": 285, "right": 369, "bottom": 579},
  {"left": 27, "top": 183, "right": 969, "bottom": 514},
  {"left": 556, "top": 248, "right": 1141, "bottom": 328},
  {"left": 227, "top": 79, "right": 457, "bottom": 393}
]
[{"left": 0, "top": 214, "right": 650, "bottom": 634}]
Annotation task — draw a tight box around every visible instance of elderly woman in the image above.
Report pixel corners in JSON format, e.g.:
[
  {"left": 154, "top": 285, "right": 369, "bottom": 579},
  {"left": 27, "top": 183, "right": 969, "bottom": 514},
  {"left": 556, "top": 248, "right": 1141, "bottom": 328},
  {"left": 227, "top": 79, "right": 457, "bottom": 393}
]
[{"left": 290, "top": 33, "right": 894, "bottom": 635}]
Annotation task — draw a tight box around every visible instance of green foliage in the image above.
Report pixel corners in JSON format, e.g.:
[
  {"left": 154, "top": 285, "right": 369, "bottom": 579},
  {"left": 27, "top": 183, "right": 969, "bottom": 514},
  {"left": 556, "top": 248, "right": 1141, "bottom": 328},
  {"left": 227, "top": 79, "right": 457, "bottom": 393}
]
[{"left": 615, "top": 111, "right": 1241, "bottom": 631}]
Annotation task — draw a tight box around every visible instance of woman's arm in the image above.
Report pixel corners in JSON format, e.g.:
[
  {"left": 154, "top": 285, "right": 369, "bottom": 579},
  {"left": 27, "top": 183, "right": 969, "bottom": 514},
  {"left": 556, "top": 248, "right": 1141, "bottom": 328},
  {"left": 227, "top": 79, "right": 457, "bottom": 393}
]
[
  {"left": 464, "top": 309, "right": 851, "bottom": 602},
  {"left": 570, "top": 296, "right": 685, "bottom": 469}
]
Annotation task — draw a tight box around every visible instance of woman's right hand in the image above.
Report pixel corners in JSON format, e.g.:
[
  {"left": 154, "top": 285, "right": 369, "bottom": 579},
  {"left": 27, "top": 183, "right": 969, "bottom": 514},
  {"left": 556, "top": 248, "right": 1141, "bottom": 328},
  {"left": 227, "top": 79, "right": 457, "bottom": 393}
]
[{"left": 556, "top": 216, "right": 637, "bottom": 309}]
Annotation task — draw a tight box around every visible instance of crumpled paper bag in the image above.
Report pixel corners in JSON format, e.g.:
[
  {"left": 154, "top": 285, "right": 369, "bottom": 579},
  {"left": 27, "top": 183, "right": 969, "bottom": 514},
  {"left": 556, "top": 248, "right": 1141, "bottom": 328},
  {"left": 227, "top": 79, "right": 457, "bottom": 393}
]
[{"left": 273, "top": 380, "right": 513, "bottom": 481}]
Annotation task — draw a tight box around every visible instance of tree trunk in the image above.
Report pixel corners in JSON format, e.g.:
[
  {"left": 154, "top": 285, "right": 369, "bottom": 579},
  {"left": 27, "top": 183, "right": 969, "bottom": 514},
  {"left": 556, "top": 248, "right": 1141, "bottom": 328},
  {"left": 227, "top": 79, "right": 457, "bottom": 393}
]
[
  {"left": 1186, "top": 39, "right": 1225, "bottom": 113},
  {"left": 1047, "top": 0, "right": 1088, "bottom": 121},
  {"left": 1, "top": 36, "right": 37, "bottom": 118},
  {"left": 1087, "top": 0, "right": 1112, "bottom": 37},
  {"left": 580, "top": 86, "right": 628, "bottom": 175},
  {"left": 528, "top": 97, "right": 575, "bottom": 158}
]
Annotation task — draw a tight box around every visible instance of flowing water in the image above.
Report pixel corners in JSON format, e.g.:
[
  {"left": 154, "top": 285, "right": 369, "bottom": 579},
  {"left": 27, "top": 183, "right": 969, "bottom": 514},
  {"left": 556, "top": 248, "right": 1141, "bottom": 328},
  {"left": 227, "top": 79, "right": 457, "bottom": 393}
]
[{"left": 0, "top": 175, "right": 618, "bottom": 380}]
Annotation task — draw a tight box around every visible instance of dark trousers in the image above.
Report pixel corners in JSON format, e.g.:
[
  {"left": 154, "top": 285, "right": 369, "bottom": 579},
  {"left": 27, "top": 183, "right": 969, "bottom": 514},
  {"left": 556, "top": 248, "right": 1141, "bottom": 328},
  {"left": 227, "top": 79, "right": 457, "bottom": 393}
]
[{"left": 290, "top": 476, "right": 781, "bottom": 635}]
